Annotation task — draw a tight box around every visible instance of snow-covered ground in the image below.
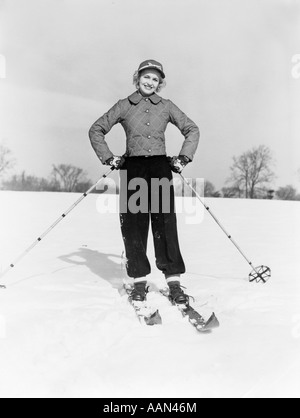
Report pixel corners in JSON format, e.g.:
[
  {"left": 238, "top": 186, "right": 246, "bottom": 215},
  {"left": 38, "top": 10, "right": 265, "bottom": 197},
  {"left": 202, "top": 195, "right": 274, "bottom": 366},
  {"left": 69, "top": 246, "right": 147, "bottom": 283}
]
[{"left": 0, "top": 190, "right": 299, "bottom": 398}]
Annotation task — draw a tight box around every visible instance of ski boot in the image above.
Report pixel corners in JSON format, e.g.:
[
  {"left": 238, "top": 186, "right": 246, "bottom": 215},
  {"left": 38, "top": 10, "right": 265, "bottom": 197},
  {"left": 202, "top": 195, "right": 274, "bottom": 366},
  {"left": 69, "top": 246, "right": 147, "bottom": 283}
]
[
  {"left": 130, "top": 281, "right": 148, "bottom": 302},
  {"left": 168, "top": 281, "right": 190, "bottom": 305}
]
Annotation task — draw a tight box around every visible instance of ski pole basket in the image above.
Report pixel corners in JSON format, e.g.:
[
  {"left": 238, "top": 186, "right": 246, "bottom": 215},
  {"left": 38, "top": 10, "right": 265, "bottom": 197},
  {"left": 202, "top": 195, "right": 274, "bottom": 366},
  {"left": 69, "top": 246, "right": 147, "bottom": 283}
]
[{"left": 249, "top": 266, "right": 271, "bottom": 283}]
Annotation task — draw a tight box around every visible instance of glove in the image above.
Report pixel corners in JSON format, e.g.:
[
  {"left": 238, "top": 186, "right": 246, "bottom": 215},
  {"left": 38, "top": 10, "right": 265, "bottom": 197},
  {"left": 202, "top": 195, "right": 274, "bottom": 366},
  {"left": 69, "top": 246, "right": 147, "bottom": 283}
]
[
  {"left": 168, "top": 155, "right": 190, "bottom": 173},
  {"left": 104, "top": 155, "right": 126, "bottom": 170}
]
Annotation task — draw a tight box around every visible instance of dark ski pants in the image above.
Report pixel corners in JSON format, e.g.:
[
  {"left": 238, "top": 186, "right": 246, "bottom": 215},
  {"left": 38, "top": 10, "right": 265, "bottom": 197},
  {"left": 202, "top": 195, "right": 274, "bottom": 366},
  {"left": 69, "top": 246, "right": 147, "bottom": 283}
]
[{"left": 119, "top": 156, "right": 186, "bottom": 279}]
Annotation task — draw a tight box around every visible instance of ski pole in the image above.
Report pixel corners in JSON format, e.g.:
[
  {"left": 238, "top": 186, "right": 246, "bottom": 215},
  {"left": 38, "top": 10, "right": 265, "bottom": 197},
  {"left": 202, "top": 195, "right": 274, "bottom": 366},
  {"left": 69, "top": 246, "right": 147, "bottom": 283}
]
[
  {"left": 179, "top": 174, "right": 271, "bottom": 283},
  {"left": 0, "top": 168, "right": 114, "bottom": 288}
]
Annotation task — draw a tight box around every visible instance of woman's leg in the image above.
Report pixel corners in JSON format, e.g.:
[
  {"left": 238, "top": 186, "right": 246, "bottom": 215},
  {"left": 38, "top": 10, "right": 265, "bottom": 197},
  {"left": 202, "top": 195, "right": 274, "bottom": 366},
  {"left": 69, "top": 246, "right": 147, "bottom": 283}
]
[
  {"left": 149, "top": 157, "right": 186, "bottom": 277},
  {"left": 119, "top": 158, "right": 151, "bottom": 279}
]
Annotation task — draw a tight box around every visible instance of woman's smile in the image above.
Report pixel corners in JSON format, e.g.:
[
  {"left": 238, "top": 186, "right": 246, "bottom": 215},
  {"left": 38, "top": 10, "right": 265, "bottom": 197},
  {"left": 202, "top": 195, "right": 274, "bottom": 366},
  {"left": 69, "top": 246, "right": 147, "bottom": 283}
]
[{"left": 139, "top": 71, "right": 160, "bottom": 96}]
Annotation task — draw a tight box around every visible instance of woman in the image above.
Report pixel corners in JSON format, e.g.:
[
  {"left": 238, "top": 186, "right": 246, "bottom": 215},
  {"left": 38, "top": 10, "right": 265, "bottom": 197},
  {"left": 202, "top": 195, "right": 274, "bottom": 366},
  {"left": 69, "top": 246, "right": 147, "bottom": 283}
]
[{"left": 89, "top": 59, "right": 200, "bottom": 304}]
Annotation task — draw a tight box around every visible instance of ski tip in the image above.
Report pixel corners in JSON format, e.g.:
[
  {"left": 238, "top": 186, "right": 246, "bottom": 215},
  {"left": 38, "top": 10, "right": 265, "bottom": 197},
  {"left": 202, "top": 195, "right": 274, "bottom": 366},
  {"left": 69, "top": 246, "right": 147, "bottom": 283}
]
[
  {"left": 197, "top": 313, "right": 220, "bottom": 332},
  {"left": 144, "top": 310, "right": 162, "bottom": 326},
  {"left": 205, "top": 313, "right": 220, "bottom": 329}
]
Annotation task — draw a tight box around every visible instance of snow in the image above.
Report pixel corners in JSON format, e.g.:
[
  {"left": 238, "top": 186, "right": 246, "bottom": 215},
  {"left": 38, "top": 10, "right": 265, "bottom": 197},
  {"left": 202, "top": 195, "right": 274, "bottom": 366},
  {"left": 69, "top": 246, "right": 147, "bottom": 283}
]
[{"left": 0, "top": 190, "right": 299, "bottom": 398}]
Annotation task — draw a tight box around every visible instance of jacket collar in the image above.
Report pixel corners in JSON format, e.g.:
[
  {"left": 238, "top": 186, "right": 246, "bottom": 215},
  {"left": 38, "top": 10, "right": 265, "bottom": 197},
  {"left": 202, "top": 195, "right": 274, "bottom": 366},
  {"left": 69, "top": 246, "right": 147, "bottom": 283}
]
[{"left": 128, "top": 91, "right": 162, "bottom": 105}]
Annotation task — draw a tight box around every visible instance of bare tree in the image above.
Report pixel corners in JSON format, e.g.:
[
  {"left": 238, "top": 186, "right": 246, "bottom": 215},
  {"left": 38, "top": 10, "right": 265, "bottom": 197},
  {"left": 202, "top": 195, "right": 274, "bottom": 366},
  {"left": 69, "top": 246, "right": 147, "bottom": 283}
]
[
  {"left": 0, "top": 144, "right": 15, "bottom": 177},
  {"left": 221, "top": 186, "right": 242, "bottom": 198},
  {"left": 52, "top": 164, "right": 87, "bottom": 192},
  {"left": 227, "top": 146, "right": 275, "bottom": 199},
  {"left": 276, "top": 185, "right": 300, "bottom": 201},
  {"left": 2, "top": 171, "right": 60, "bottom": 192},
  {"left": 204, "top": 181, "right": 221, "bottom": 197}
]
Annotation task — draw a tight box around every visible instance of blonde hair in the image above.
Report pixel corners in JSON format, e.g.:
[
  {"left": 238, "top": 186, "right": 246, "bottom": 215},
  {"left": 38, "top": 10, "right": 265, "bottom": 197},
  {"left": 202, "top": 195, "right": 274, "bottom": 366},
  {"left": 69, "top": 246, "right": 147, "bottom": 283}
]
[{"left": 133, "top": 70, "right": 166, "bottom": 93}]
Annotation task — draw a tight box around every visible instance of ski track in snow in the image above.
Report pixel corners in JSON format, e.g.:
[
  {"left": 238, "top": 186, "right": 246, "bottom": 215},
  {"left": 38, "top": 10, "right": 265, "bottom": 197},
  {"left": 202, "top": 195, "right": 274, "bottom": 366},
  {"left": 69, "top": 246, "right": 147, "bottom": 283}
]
[{"left": 0, "top": 191, "right": 299, "bottom": 398}]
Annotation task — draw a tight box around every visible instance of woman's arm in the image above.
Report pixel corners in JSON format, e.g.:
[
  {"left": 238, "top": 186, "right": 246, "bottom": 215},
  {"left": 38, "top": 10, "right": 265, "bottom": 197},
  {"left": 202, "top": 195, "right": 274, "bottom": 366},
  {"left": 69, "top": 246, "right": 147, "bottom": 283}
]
[
  {"left": 89, "top": 101, "right": 122, "bottom": 164},
  {"left": 169, "top": 101, "right": 200, "bottom": 161}
]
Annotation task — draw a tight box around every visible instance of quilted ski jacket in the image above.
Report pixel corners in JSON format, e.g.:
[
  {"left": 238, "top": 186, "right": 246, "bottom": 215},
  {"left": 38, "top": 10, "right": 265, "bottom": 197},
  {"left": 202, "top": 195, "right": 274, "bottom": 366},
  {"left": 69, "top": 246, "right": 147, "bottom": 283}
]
[{"left": 89, "top": 91, "right": 200, "bottom": 164}]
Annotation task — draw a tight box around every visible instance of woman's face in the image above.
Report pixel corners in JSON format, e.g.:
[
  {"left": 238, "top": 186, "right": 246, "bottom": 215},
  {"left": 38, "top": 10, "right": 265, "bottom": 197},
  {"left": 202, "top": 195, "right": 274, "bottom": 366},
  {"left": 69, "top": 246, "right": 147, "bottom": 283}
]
[{"left": 138, "top": 70, "right": 160, "bottom": 96}]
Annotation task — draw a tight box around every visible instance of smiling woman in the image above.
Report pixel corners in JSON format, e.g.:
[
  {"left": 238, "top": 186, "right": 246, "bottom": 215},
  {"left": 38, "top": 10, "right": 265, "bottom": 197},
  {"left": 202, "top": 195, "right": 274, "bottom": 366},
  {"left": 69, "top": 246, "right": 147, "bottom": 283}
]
[
  {"left": 88, "top": 59, "right": 200, "bottom": 303},
  {"left": 133, "top": 59, "right": 167, "bottom": 93}
]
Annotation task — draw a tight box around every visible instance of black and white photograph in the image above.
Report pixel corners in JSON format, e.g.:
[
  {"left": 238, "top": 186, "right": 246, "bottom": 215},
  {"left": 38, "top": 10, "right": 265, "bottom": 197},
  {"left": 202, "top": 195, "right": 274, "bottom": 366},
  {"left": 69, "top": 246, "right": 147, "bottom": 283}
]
[{"left": 0, "top": 0, "right": 300, "bottom": 399}]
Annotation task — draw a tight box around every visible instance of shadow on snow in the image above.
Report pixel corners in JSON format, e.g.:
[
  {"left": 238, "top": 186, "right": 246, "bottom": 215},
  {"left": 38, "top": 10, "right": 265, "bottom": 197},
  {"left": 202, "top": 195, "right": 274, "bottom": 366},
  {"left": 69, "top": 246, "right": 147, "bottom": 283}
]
[{"left": 59, "top": 248, "right": 125, "bottom": 293}]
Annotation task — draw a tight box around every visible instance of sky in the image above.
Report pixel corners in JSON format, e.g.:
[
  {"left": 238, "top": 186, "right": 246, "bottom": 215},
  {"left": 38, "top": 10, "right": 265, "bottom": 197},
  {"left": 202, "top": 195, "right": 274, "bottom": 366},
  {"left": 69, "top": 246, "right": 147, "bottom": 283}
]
[{"left": 0, "top": 0, "right": 300, "bottom": 190}]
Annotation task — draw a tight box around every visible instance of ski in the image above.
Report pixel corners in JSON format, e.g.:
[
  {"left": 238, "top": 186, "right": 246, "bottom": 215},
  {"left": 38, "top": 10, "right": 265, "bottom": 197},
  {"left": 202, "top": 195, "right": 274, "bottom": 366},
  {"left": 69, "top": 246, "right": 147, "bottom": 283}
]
[
  {"left": 160, "top": 289, "right": 219, "bottom": 332},
  {"left": 124, "top": 282, "right": 162, "bottom": 326},
  {"left": 175, "top": 304, "right": 219, "bottom": 332}
]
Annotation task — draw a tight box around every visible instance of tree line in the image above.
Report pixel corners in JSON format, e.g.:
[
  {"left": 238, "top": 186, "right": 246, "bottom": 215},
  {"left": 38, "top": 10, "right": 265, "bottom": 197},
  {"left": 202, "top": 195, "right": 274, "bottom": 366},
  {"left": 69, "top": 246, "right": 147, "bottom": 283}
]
[
  {"left": 0, "top": 144, "right": 299, "bottom": 200},
  {"left": 0, "top": 146, "right": 94, "bottom": 193}
]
